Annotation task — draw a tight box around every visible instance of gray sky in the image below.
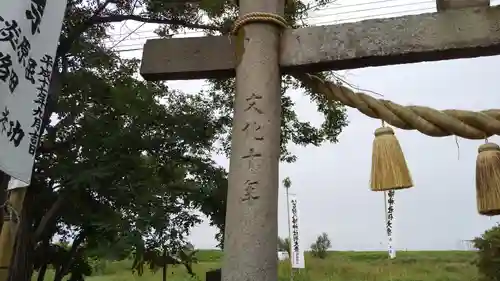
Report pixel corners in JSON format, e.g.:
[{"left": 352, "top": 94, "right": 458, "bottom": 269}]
[{"left": 112, "top": 0, "right": 500, "bottom": 251}]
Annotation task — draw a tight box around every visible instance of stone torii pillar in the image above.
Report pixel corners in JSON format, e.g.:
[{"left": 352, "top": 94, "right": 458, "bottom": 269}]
[
  {"left": 140, "top": 0, "right": 498, "bottom": 280},
  {"left": 215, "top": 0, "right": 285, "bottom": 281}
]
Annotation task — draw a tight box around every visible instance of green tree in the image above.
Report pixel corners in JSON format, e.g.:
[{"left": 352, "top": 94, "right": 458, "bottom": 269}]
[
  {"left": 21, "top": 65, "right": 215, "bottom": 280},
  {"left": 311, "top": 232, "right": 331, "bottom": 259},
  {"left": 10, "top": 44, "right": 222, "bottom": 281},
  {"left": 473, "top": 224, "right": 500, "bottom": 281},
  {"left": 278, "top": 236, "right": 291, "bottom": 255},
  {"left": 283, "top": 177, "right": 292, "bottom": 189}
]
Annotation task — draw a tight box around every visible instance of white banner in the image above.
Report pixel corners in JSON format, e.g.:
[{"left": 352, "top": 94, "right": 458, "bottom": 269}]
[
  {"left": 8, "top": 178, "right": 28, "bottom": 190},
  {"left": 386, "top": 191, "right": 396, "bottom": 259},
  {"left": 288, "top": 194, "right": 305, "bottom": 268},
  {"left": 0, "top": 1, "right": 67, "bottom": 184}
]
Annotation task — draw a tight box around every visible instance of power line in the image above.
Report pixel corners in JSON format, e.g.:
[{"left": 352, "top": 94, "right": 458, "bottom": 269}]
[
  {"left": 312, "top": 7, "right": 434, "bottom": 25},
  {"left": 110, "top": 0, "right": 500, "bottom": 52},
  {"left": 110, "top": 22, "right": 146, "bottom": 49},
  {"left": 314, "top": 0, "right": 430, "bottom": 11},
  {"left": 114, "top": 0, "right": 142, "bottom": 39},
  {"left": 116, "top": 47, "right": 143, "bottom": 53},
  {"left": 116, "top": 8, "right": 431, "bottom": 52},
  {"left": 308, "top": 0, "right": 433, "bottom": 20},
  {"left": 104, "top": 0, "right": 434, "bottom": 40},
  {"left": 112, "top": 6, "right": 434, "bottom": 50},
  {"left": 107, "top": 0, "right": 500, "bottom": 39},
  {"left": 107, "top": 0, "right": 500, "bottom": 45},
  {"left": 108, "top": 6, "right": 434, "bottom": 48},
  {"left": 318, "top": 0, "right": 499, "bottom": 11}
]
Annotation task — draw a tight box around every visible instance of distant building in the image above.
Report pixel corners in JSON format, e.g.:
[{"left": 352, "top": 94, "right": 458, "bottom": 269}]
[
  {"left": 459, "top": 240, "right": 476, "bottom": 251},
  {"left": 277, "top": 251, "right": 290, "bottom": 261}
]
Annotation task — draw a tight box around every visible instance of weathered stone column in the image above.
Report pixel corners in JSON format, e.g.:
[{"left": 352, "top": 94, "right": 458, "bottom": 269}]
[
  {"left": 436, "top": 0, "right": 489, "bottom": 11},
  {"left": 221, "top": 0, "right": 285, "bottom": 280}
]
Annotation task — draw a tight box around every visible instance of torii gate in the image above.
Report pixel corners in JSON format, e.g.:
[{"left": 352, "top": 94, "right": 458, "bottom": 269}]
[{"left": 140, "top": 0, "right": 500, "bottom": 280}]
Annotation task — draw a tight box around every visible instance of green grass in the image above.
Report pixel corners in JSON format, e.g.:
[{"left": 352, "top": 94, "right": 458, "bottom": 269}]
[{"left": 36, "top": 250, "right": 480, "bottom": 281}]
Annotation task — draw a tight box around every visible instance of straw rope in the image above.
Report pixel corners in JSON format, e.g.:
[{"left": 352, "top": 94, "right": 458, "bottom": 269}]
[
  {"left": 0, "top": 201, "right": 19, "bottom": 223},
  {"left": 231, "top": 12, "right": 500, "bottom": 140},
  {"left": 231, "top": 12, "right": 288, "bottom": 35},
  {"left": 297, "top": 73, "right": 500, "bottom": 139}
]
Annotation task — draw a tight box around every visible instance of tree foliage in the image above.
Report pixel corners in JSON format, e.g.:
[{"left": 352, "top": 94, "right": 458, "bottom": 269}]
[
  {"left": 278, "top": 236, "right": 291, "bottom": 255},
  {"left": 283, "top": 177, "right": 292, "bottom": 189},
  {"left": 473, "top": 224, "right": 500, "bottom": 281},
  {"left": 6, "top": 0, "right": 348, "bottom": 280},
  {"left": 311, "top": 232, "right": 331, "bottom": 259}
]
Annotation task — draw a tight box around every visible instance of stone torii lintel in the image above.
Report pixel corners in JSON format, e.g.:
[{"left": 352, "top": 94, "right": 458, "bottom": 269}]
[
  {"left": 436, "top": 0, "right": 490, "bottom": 11},
  {"left": 140, "top": 3, "right": 500, "bottom": 81}
]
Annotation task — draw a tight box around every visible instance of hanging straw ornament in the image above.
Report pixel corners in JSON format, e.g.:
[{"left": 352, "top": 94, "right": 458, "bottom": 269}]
[
  {"left": 370, "top": 124, "right": 413, "bottom": 191},
  {"left": 476, "top": 141, "right": 500, "bottom": 215}
]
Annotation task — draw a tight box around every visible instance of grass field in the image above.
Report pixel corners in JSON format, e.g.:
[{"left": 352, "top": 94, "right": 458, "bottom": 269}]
[{"left": 36, "top": 250, "right": 480, "bottom": 281}]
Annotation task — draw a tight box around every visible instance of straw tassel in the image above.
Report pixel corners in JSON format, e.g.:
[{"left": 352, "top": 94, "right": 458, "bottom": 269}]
[
  {"left": 370, "top": 126, "right": 413, "bottom": 191},
  {"left": 476, "top": 142, "right": 500, "bottom": 216}
]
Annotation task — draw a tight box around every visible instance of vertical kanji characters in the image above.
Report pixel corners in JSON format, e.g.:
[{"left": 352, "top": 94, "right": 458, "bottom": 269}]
[
  {"left": 0, "top": 52, "right": 18, "bottom": 93},
  {"left": 0, "top": 106, "right": 25, "bottom": 147},
  {"left": 244, "top": 93, "right": 263, "bottom": 114},
  {"left": 291, "top": 200, "right": 300, "bottom": 264},
  {"left": 242, "top": 148, "right": 262, "bottom": 170},
  {"left": 241, "top": 180, "right": 260, "bottom": 202},
  {"left": 240, "top": 90, "right": 266, "bottom": 202},
  {"left": 386, "top": 191, "right": 395, "bottom": 240},
  {"left": 0, "top": 18, "right": 21, "bottom": 50},
  {"left": 0, "top": 107, "right": 9, "bottom": 133},
  {"left": 28, "top": 54, "right": 53, "bottom": 155},
  {"left": 17, "top": 36, "right": 31, "bottom": 66},
  {"left": 25, "top": 0, "right": 47, "bottom": 35},
  {"left": 242, "top": 121, "right": 264, "bottom": 141},
  {"left": 7, "top": 120, "right": 25, "bottom": 147},
  {"left": 25, "top": 58, "right": 37, "bottom": 84},
  {"left": 0, "top": 52, "right": 12, "bottom": 82},
  {"left": 8, "top": 69, "right": 18, "bottom": 93}
]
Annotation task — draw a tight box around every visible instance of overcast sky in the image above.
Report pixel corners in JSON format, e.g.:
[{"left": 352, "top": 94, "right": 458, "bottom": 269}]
[{"left": 111, "top": 0, "right": 500, "bottom": 251}]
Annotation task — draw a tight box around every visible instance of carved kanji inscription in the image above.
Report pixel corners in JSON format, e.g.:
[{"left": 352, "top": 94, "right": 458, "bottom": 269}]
[
  {"left": 242, "top": 121, "right": 264, "bottom": 141},
  {"left": 242, "top": 147, "right": 262, "bottom": 170},
  {"left": 244, "top": 93, "right": 263, "bottom": 114},
  {"left": 241, "top": 179, "right": 260, "bottom": 202}
]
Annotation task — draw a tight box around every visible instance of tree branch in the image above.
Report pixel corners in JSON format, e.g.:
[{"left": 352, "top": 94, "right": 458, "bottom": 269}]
[
  {"left": 55, "top": 230, "right": 87, "bottom": 280},
  {"left": 90, "top": 14, "right": 221, "bottom": 31},
  {"left": 58, "top": 2, "right": 221, "bottom": 58},
  {"left": 33, "top": 194, "right": 66, "bottom": 242},
  {"left": 57, "top": 0, "right": 114, "bottom": 57},
  {"left": 94, "top": 0, "right": 114, "bottom": 15}
]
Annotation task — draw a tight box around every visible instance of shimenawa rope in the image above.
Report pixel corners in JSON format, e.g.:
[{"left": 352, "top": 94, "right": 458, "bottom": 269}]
[
  {"left": 231, "top": 12, "right": 288, "bottom": 35},
  {"left": 298, "top": 73, "right": 500, "bottom": 139}
]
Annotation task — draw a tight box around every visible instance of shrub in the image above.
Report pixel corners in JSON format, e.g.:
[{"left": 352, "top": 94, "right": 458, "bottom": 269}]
[
  {"left": 310, "top": 232, "right": 331, "bottom": 259},
  {"left": 278, "top": 237, "right": 291, "bottom": 255},
  {"left": 473, "top": 223, "right": 500, "bottom": 281}
]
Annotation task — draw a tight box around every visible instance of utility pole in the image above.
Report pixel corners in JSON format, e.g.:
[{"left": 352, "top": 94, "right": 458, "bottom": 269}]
[
  {"left": 221, "top": 0, "right": 285, "bottom": 281},
  {"left": 283, "top": 177, "right": 292, "bottom": 255},
  {"left": 283, "top": 177, "right": 293, "bottom": 281}
]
